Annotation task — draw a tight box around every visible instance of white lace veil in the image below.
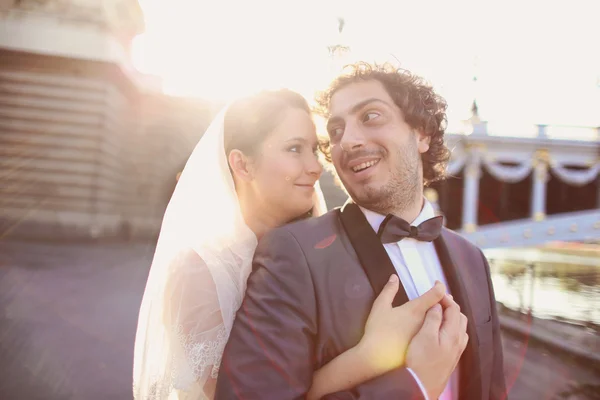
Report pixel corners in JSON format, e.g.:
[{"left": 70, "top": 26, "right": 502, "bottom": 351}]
[{"left": 133, "top": 103, "right": 327, "bottom": 399}]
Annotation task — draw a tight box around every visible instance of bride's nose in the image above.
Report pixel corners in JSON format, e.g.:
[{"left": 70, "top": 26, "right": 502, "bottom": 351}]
[{"left": 306, "top": 154, "right": 323, "bottom": 177}]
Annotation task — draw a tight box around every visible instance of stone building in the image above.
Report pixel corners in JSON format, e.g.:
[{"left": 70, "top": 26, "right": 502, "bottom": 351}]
[{"left": 0, "top": 0, "right": 212, "bottom": 240}]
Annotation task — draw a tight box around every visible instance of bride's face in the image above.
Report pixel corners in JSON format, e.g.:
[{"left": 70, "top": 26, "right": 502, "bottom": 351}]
[{"left": 250, "top": 108, "right": 323, "bottom": 222}]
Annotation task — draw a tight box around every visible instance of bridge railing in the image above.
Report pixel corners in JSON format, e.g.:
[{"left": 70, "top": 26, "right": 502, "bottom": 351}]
[{"left": 459, "top": 209, "right": 600, "bottom": 249}]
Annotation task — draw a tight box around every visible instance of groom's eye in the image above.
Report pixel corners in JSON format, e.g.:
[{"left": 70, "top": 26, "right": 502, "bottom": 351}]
[
  {"left": 329, "top": 127, "right": 344, "bottom": 139},
  {"left": 363, "top": 112, "right": 380, "bottom": 123}
]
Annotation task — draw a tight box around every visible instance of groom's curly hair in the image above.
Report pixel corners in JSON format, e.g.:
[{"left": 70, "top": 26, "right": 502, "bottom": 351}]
[{"left": 314, "top": 62, "right": 451, "bottom": 185}]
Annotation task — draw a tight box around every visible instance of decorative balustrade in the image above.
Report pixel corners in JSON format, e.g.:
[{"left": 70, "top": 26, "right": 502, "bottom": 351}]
[{"left": 442, "top": 128, "right": 599, "bottom": 235}]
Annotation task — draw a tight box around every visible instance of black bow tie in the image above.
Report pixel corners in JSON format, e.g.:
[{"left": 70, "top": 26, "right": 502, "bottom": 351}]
[{"left": 377, "top": 215, "right": 443, "bottom": 244}]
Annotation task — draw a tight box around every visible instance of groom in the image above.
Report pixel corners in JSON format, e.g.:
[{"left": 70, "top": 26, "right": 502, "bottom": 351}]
[{"left": 215, "top": 63, "right": 506, "bottom": 399}]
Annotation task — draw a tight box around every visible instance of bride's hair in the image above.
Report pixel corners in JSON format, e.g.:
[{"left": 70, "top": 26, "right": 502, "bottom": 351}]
[{"left": 223, "top": 89, "right": 311, "bottom": 157}]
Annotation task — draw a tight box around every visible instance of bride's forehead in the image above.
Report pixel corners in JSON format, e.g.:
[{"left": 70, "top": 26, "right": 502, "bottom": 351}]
[{"left": 269, "top": 110, "right": 317, "bottom": 138}]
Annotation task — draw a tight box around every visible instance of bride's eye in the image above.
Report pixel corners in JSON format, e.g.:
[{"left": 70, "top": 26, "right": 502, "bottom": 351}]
[{"left": 288, "top": 145, "right": 301, "bottom": 153}]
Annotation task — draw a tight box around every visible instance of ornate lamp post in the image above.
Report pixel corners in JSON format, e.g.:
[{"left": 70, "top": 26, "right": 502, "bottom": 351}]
[{"left": 326, "top": 16, "right": 350, "bottom": 75}]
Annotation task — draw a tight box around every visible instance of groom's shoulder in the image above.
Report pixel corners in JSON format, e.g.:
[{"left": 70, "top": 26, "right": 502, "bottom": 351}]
[
  {"left": 258, "top": 209, "right": 341, "bottom": 250},
  {"left": 285, "top": 209, "right": 341, "bottom": 234}
]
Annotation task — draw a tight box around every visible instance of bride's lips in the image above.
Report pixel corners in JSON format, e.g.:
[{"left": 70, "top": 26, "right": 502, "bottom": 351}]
[{"left": 295, "top": 183, "right": 316, "bottom": 193}]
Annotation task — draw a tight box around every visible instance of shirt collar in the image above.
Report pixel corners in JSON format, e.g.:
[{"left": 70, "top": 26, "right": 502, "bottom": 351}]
[{"left": 359, "top": 198, "right": 436, "bottom": 233}]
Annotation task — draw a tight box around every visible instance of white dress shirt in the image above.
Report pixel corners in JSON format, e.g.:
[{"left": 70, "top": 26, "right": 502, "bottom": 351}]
[{"left": 360, "top": 199, "right": 457, "bottom": 400}]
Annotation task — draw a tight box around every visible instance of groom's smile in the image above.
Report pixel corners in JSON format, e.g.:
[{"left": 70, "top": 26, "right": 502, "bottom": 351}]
[
  {"left": 348, "top": 156, "right": 380, "bottom": 173},
  {"left": 346, "top": 155, "right": 382, "bottom": 182}
]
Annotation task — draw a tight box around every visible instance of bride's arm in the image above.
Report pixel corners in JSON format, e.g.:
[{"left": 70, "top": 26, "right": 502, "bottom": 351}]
[
  {"left": 164, "top": 250, "right": 225, "bottom": 399},
  {"left": 306, "top": 276, "right": 447, "bottom": 400}
]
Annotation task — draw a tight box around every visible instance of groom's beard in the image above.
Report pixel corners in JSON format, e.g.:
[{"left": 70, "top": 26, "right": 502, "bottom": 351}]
[
  {"left": 363, "top": 167, "right": 420, "bottom": 216},
  {"left": 340, "top": 142, "right": 421, "bottom": 216}
]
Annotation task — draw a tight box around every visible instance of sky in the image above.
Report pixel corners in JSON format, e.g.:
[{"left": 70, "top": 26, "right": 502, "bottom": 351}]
[{"left": 131, "top": 0, "right": 600, "bottom": 138}]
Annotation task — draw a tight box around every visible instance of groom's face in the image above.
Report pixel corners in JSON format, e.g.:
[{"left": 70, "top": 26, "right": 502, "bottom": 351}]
[{"left": 326, "top": 80, "right": 429, "bottom": 213}]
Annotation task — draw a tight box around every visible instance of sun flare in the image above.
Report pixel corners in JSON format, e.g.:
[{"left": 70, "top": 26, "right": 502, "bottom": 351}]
[{"left": 131, "top": 0, "right": 600, "bottom": 131}]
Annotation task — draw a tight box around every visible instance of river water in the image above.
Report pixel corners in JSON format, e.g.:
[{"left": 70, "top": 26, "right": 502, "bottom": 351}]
[{"left": 486, "top": 246, "right": 600, "bottom": 325}]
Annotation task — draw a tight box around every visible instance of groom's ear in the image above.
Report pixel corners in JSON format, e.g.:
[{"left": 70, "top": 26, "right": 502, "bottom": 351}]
[
  {"left": 228, "top": 149, "right": 254, "bottom": 181},
  {"left": 416, "top": 129, "right": 431, "bottom": 154}
]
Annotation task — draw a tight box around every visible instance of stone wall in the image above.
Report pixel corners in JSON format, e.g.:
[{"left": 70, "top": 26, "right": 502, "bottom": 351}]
[{"left": 0, "top": 49, "right": 211, "bottom": 240}]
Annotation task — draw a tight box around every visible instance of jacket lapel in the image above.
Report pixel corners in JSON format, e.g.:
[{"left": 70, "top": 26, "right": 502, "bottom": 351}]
[
  {"left": 434, "top": 229, "right": 482, "bottom": 400},
  {"left": 338, "top": 202, "right": 409, "bottom": 307}
]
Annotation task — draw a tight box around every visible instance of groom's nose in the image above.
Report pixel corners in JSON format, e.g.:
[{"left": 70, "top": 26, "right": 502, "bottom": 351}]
[{"left": 339, "top": 122, "right": 366, "bottom": 152}]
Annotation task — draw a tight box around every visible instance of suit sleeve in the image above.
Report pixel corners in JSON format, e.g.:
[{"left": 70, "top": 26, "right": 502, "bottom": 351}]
[
  {"left": 215, "top": 228, "right": 318, "bottom": 399},
  {"left": 480, "top": 250, "right": 508, "bottom": 400},
  {"left": 215, "top": 227, "right": 426, "bottom": 399}
]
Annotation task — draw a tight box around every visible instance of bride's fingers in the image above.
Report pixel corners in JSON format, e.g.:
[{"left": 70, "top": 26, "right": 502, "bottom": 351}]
[
  {"left": 439, "top": 292, "right": 459, "bottom": 311},
  {"left": 372, "top": 274, "right": 399, "bottom": 311},
  {"left": 403, "top": 281, "right": 446, "bottom": 316}
]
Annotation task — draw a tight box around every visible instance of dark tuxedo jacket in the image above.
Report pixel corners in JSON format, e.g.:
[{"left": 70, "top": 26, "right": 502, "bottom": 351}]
[{"left": 215, "top": 203, "right": 506, "bottom": 399}]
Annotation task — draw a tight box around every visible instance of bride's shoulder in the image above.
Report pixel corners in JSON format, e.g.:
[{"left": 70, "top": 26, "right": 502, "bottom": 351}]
[
  {"left": 165, "top": 248, "right": 211, "bottom": 284},
  {"left": 169, "top": 248, "right": 206, "bottom": 269}
]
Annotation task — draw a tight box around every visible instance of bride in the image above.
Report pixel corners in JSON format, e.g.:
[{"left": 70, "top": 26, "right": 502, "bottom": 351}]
[{"left": 133, "top": 89, "right": 446, "bottom": 399}]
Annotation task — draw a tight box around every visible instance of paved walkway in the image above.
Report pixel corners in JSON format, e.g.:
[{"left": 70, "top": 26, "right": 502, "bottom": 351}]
[
  {"left": 0, "top": 240, "right": 598, "bottom": 399},
  {"left": 0, "top": 241, "right": 154, "bottom": 399}
]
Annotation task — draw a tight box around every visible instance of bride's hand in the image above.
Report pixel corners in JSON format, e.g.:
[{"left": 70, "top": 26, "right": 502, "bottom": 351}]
[
  {"left": 355, "top": 275, "right": 447, "bottom": 376},
  {"left": 305, "top": 276, "right": 449, "bottom": 400}
]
